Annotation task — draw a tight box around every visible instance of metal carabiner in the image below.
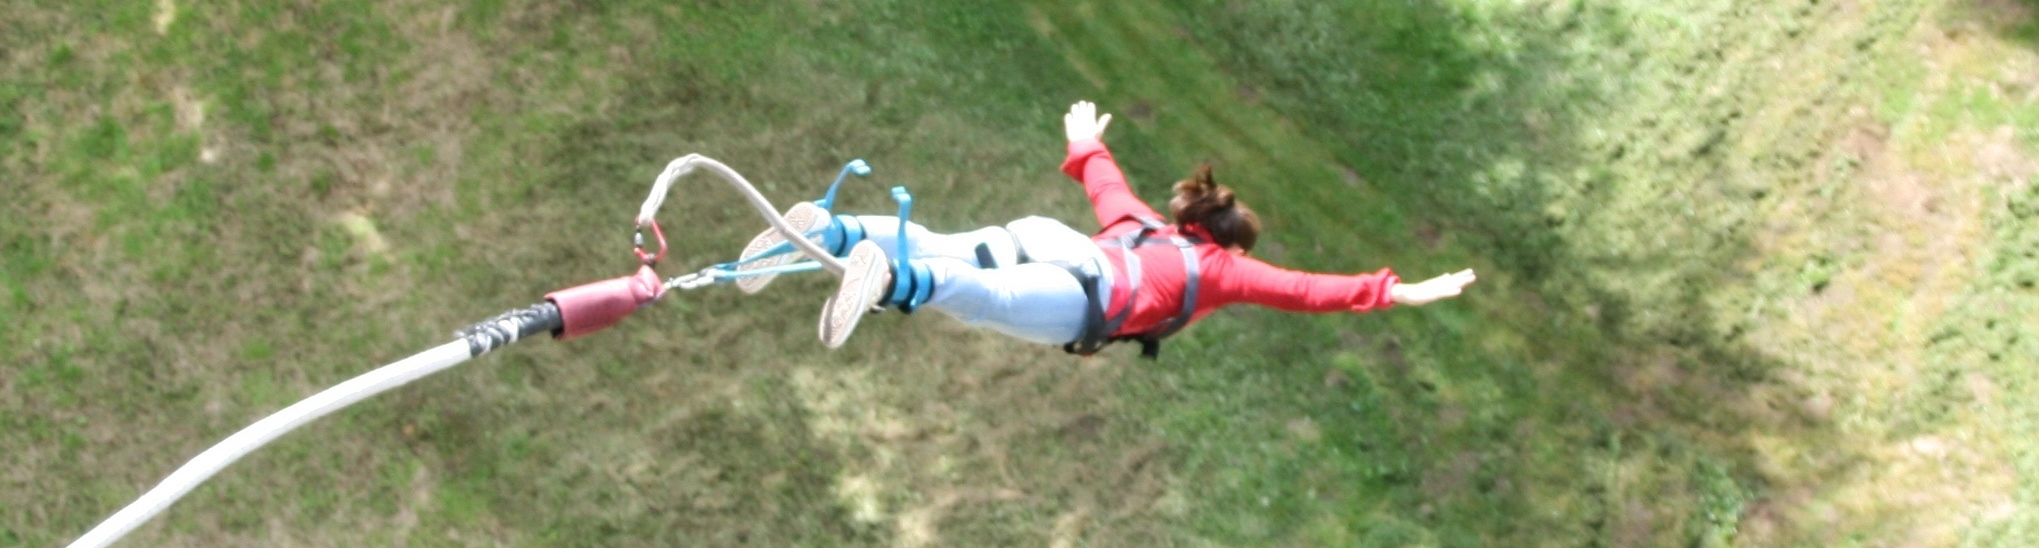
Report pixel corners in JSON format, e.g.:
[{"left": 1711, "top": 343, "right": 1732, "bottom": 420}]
[{"left": 633, "top": 219, "right": 668, "bottom": 267}]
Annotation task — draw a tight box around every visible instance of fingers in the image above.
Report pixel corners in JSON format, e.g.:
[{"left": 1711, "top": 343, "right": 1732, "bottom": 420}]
[
  {"left": 1065, "top": 101, "right": 1112, "bottom": 141},
  {"left": 1426, "top": 269, "right": 1475, "bottom": 289},
  {"left": 1450, "top": 269, "right": 1476, "bottom": 288}
]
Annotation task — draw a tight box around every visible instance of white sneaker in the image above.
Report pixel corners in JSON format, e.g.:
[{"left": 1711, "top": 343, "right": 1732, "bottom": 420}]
[
  {"left": 819, "top": 240, "right": 891, "bottom": 349},
  {"left": 735, "top": 201, "right": 831, "bottom": 294}
]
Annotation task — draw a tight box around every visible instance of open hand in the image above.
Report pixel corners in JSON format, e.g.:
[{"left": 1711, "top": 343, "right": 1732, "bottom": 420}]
[
  {"left": 1390, "top": 269, "right": 1476, "bottom": 306},
  {"left": 1064, "top": 100, "right": 1113, "bottom": 143}
]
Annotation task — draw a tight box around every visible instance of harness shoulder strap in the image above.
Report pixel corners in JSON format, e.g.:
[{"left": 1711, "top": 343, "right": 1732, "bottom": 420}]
[{"left": 1144, "top": 235, "right": 1201, "bottom": 338}]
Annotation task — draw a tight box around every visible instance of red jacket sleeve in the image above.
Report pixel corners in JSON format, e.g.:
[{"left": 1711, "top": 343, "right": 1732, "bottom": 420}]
[
  {"left": 1061, "top": 139, "right": 1163, "bottom": 232},
  {"left": 1204, "top": 253, "right": 1399, "bottom": 314}
]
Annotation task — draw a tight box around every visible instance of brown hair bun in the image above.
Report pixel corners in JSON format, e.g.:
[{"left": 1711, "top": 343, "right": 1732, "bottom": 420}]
[{"left": 1170, "top": 163, "right": 1260, "bottom": 252}]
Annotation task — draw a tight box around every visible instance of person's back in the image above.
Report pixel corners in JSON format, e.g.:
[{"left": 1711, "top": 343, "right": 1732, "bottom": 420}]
[{"left": 1058, "top": 115, "right": 1406, "bottom": 351}]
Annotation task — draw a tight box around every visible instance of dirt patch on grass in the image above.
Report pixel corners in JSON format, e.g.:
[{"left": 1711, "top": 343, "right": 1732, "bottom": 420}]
[
  {"left": 1734, "top": 16, "right": 2031, "bottom": 542},
  {"left": 1962, "top": 0, "right": 2036, "bottom": 37},
  {"left": 260, "top": 3, "right": 494, "bottom": 217}
]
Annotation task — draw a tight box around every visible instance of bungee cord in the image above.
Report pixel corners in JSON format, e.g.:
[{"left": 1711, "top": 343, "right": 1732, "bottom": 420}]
[
  {"left": 66, "top": 304, "right": 563, "bottom": 548},
  {"left": 637, "top": 154, "right": 847, "bottom": 275},
  {"left": 68, "top": 154, "right": 861, "bottom": 547}
]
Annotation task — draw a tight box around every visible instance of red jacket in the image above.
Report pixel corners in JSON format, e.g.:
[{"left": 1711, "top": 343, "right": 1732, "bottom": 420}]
[{"left": 1060, "top": 139, "right": 1399, "bottom": 337}]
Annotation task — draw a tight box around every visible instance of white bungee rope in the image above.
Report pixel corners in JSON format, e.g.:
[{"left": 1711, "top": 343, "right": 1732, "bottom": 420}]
[
  {"left": 69, "top": 342, "right": 474, "bottom": 548},
  {"left": 638, "top": 154, "right": 846, "bottom": 275},
  {"left": 68, "top": 154, "right": 833, "bottom": 547}
]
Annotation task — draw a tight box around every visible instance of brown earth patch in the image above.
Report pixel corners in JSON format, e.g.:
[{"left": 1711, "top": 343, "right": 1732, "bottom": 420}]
[
  {"left": 288, "top": 5, "right": 494, "bottom": 217},
  {"left": 1733, "top": 24, "right": 2028, "bottom": 542}
]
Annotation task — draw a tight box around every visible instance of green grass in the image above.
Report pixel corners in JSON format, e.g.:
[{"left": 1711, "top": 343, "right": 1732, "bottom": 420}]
[{"left": 4, "top": 0, "right": 2039, "bottom": 546}]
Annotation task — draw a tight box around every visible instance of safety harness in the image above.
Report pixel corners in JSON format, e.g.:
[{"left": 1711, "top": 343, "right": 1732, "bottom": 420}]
[{"left": 1058, "top": 216, "right": 1202, "bottom": 359}]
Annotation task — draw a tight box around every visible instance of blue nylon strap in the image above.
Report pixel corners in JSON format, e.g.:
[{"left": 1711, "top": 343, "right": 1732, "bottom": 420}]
[{"left": 823, "top": 215, "right": 864, "bottom": 257}]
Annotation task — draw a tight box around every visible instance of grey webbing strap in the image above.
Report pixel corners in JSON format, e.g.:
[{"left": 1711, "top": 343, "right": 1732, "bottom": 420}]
[
  {"left": 974, "top": 243, "right": 996, "bottom": 268},
  {"left": 1058, "top": 259, "right": 1131, "bottom": 356},
  {"left": 1116, "top": 230, "right": 1142, "bottom": 251},
  {"left": 1111, "top": 216, "right": 1164, "bottom": 301},
  {"left": 1148, "top": 236, "right": 1199, "bottom": 341},
  {"left": 1120, "top": 246, "right": 1143, "bottom": 311}
]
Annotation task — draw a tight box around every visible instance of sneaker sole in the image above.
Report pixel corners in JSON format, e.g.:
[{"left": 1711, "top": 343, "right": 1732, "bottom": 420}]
[
  {"left": 735, "top": 201, "right": 831, "bottom": 294},
  {"left": 820, "top": 241, "right": 890, "bottom": 348}
]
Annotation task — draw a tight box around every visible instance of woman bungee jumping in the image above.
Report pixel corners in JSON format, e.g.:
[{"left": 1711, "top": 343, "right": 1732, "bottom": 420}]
[
  {"left": 780, "top": 100, "right": 1475, "bottom": 357},
  {"left": 63, "top": 100, "right": 1474, "bottom": 548}
]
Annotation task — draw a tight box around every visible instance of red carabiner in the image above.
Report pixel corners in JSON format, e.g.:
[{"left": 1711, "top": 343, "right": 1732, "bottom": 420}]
[{"left": 633, "top": 220, "right": 667, "bottom": 266}]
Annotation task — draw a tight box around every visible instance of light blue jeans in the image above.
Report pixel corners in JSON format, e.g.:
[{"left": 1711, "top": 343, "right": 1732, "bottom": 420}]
[{"left": 851, "top": 215, "right": 1113, "bottom": 346}]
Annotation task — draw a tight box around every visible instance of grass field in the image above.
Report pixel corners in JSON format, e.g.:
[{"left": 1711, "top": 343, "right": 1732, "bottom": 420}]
[{"left": 5, "top": 0, "right": 2039, "bottom": 546}]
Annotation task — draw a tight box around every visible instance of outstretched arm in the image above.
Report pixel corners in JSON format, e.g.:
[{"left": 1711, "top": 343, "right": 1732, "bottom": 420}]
[
  {"left": 1058, "top": 101, "right": 1163, "bottom": 231},
  {"left": 1210, "top": 255, "right": 1476, "bottom": 313},
  {"left": 1210, "top": 255, "right": 1402, "bottom": 313}
]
